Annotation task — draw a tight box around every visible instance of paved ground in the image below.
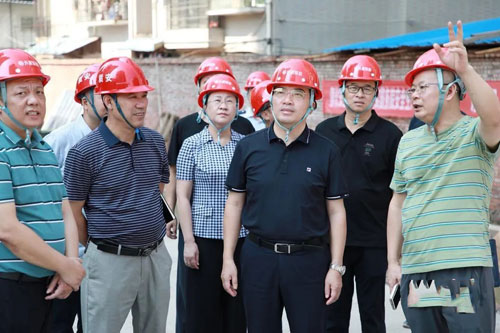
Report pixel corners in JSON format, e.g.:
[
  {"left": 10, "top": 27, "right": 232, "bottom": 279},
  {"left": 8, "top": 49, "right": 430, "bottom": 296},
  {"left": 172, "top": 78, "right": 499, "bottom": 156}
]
[{"left": 101, "top": 237, "right": 500, "bottom": 332}]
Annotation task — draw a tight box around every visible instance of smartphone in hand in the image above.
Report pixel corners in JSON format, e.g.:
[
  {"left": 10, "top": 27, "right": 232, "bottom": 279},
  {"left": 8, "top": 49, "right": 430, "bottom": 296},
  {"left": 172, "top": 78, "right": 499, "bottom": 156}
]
[{"left": 390, "top": 283, "right": 401, "bottom": 310}]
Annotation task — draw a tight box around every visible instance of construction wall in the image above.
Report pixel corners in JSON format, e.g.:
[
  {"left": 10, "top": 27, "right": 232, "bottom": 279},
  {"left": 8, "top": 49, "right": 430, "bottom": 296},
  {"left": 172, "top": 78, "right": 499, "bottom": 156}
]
[{"left": 38, "top": 50, "right": 500, "bottom": 223}]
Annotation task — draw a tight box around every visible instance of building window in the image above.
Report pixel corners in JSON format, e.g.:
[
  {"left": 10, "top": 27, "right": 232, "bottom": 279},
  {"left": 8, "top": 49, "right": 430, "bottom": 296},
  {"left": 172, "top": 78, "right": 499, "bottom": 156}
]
[
  {"left": 76, "top": 0, "right": 128, "bottom": 22},
  {"left": 168, "top": 0, "right": 208, "bottom": 29},
  {"left": 20, "top": 17, "right": 34, "bottom": 30}
]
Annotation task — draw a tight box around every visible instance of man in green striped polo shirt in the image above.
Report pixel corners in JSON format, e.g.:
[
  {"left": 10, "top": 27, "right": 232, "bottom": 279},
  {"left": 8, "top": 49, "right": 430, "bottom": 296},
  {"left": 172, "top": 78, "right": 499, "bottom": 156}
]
[
  {"left": 386, "top": 21, "right": 500, "bottom": 332},
  {"left": 0, "top": 48, "right": 85, "bottom": 332}
]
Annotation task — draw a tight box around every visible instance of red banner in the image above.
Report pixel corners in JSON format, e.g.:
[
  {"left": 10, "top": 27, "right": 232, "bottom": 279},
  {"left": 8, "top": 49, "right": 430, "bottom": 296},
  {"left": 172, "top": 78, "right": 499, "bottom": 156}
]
[{"left": 322, "top": 80, "right": 500, "bottom": 118}]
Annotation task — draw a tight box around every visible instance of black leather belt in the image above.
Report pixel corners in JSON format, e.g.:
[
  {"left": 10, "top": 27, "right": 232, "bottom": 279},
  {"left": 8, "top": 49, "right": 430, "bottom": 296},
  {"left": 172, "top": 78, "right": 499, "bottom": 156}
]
[
  {"left": 247, "top": 233, "right": 326, "bottom": 254},
  {"left": 0, "top": 272, "right": 52, "bottom": 283},
  {"left": 90, "top": 238, "right": 163, "bottom": 256}
]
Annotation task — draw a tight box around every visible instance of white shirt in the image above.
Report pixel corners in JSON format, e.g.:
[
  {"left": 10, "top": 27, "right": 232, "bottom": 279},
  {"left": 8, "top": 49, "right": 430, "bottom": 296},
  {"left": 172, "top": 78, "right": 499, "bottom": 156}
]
[
  {"left": 44, "top": 115, "right": 92, "bottom": 175},
  {"left": 44, "top": 115, "right": 93, "bottom": 257}
]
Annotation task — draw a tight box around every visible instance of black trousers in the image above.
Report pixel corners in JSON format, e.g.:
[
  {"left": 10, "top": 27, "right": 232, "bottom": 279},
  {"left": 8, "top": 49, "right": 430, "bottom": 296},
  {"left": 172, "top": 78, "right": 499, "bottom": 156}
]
[
  {"left": 0, "top": 276, "right": 53, "bottom": 333},
  {"left": 241, "top": 238, "right": 330, "bottom": 333},
  {"left": 326, "top": 246, "right": 387, "bottom": 333},
  {"left": 48, "top": 290, "right": 82, "bottom": 333},
  {"left": 176, "top": 230, "right": 187, "bottom": 333},
  {"left": 185, "top": 237, "right": 246, "bottom": 333}
]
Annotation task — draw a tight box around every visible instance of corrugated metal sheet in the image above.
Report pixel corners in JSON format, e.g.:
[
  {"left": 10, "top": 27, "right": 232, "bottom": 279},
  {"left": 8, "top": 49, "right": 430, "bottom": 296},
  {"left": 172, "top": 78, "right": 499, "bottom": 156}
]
[
  {"left": 27, "top": 36, "right": 99, "bottom": 56},
  {"left": 324, "top": 17, "right": 500, "bottom": 53}
]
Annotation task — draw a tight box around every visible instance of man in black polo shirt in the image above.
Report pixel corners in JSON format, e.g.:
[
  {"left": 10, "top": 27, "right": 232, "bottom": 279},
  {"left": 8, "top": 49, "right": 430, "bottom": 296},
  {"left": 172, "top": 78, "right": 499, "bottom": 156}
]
[
  {"left": 166, "top": 57, "right": 254, "bottom": 333},
  {"left": 222, "top": 59, "right": 348, "bottom": 333},
  {"left": 316, "top": 55, "right": 402, "bottom": 333},
  {"left": 64, "top": 57, "right": 172, "bottom": 333}
]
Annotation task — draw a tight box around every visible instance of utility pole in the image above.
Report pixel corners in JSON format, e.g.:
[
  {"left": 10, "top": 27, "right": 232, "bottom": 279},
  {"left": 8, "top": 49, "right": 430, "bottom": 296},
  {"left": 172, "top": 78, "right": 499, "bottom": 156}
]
[{"left": 9, "top": 2, "right": 13, "bottom": 48}]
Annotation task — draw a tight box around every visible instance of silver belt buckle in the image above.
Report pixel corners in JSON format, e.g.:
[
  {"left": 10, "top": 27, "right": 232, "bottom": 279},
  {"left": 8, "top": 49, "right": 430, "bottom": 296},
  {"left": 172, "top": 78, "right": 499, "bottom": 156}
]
[
  {"left": 274, "top": 243, "right": 291, "bottom": 254},
  {"left": 140, "top": 246, "right": 153, "bottom": 256}
]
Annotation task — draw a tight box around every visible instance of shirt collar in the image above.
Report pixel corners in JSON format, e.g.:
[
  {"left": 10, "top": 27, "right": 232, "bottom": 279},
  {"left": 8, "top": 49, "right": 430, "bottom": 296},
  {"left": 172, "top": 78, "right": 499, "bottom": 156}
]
[
  {"left": 338, "top": 110, "right": 379, "bottom": 133},
  {"left": 267, "top": 123, "right": 311, "bottom": 144},
  {"left": 98, "top": 120, "right": 146, "bottom": 147},
  {"left": 200, "top": 126, "right": 241, "bottom": 144},
  {"left": 0, "top": 120, "right": 44, "bottom": 148}
]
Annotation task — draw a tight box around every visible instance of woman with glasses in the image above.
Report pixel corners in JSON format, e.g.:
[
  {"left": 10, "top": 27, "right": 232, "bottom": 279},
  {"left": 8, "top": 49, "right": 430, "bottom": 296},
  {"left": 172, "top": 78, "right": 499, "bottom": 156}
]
[{"left": 176, "top": 73, "right": 247, "bottom": 333}]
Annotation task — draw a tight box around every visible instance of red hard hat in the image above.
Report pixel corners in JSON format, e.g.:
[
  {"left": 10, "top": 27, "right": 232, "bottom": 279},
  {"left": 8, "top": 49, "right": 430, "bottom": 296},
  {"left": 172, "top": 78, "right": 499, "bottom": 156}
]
[
  {"left": 244, "top": 71, "right": 270, "bottom": 91},
  {"left": 95, "top": 57, "right": 154, "bottom": 95},
  {"left": 0, "top": 48, "right": 50, "bottom": 85},
  {"left": 74, "top": 64, "right": 100, "bottom": 104},
  {"left": 338, "top": 55, "right": 382, "bottom": 86},
  {"left": 198, "top": 74, "right": 244, "bottom": 108},
  {"left": 251, "top": 80, "right": 271, "bottom": 117},
  {"left": 404, "top": 48, "right": 455, "bottom": 86},
  {"left": 193, "top": 57, "right": 234, "bottom": 85},
  {"left": 266, "top": 59, "right": 322, "bottom": 100}
]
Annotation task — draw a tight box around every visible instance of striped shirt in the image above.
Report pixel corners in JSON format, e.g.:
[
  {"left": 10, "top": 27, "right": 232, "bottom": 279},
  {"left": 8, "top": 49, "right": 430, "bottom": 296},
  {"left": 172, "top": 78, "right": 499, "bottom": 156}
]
[
  {"left": 0, "top": 121, "right": 66, "bottom": 277},
  {"left": 177, "top": 127, "right": 246, "bottom": 239},
  {"left": 390, "top": 116, "right": 498, "bottom": 274},
  {"left": 64, "top": 121, "right": 169, "bottom": 247}
]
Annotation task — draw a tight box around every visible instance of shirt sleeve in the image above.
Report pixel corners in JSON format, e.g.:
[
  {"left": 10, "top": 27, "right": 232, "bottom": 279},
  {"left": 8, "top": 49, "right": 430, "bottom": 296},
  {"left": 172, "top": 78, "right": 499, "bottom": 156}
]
[
  {"left": 325, "top": 144, "right": 349, "bottom": 200},
  {"left": 225, "top": 141, "right": 247, "bottom": 192},
  {"left": 63, "top": 147, "right": 92, "bottom": 201},
  {"left": 472, "top": 117, "right": 500, "bottom": 158},
  {"left": 159, "top": 136, "right": 170, "bottom": 184},
  {"left": 0, "top": 152, "right": 14, "bottom": 204},
  {"left": 176, "top": 137, "right": 195, "bottom": 181},
  {"left": 390, "top": 145, "right": 407, "bottom": 193}
]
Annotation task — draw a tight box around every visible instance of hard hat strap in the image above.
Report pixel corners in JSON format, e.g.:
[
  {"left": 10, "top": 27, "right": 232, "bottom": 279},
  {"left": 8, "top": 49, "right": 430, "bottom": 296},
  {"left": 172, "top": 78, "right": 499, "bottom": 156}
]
[
  {"left": 0, "top": 81, "right": 33, "bottom": 146},
  {"left": 341, "top": 81, "right": 377, "bottom": 125},
  {"left": 201, "top": 96, "right": 239, "bottom": 144},
  {"left": 86, "top": 87, "right": 102, "bottom": 121},
  {"left": 111, "top": 94, "right": 143, "bottom": 141},
  {"left": 269, "top": 89, "right": 315, "bottom": 143}
]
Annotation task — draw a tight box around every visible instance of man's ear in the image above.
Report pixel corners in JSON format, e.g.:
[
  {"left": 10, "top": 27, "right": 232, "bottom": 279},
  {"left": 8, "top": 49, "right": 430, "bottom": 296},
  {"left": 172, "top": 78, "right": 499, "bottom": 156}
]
[
  {"left": 446, "top": 84, "right": 458, "bottom": 101},
  {"left": 102, "top": 95, "right": 113, "bottom": 109}
]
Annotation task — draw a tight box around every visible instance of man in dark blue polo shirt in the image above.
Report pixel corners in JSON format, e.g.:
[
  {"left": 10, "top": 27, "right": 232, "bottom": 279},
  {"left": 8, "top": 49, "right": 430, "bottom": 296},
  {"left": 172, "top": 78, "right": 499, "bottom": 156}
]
[
  {"left": 316, "top": 55, "right": 402, "bottom": 333},
  {"left": 222, "top": 59, "right": 348, "bottom": 333},
  {"left": 64, "top": 57, "right": 172, "bottom": 333}
]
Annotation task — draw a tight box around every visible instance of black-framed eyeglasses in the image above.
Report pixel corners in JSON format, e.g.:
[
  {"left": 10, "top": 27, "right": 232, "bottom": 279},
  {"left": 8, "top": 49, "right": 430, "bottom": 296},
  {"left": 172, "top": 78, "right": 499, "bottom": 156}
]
[{"left": 345, "top": 85, "right": 376, "bottom": 95}]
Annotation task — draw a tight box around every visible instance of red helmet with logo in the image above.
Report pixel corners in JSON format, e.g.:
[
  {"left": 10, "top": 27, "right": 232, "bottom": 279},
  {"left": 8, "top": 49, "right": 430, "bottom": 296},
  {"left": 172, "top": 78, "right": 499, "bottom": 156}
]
[
  {"left": 404, "top": 48, "right": 455, "bottom": 86},
  {"left": 244, "top": 71, "right": 270, "bottom": 91},
  {"left": 0, "top": 48, "right": 50, "bottom": 85},
  {"left": 95, "top": 57, "right": 154, "bottom": 95},
  {"left": 251, "top": 80, "right": 271, "bottom": 116},
  {"left": 338, "top": 55, "right": 382, "bottom": 86},
  {"left": 193, "top": 57, "right": 234, "bottom": 85},
  {"left": 198, "top": 74, "right": 244, "bottom": 108},
  {"left": 74, "top": 64, "right": 100, "bottom": 104},
  {"left": 266, "top": 59, "right": 322, "bottom": 100}
]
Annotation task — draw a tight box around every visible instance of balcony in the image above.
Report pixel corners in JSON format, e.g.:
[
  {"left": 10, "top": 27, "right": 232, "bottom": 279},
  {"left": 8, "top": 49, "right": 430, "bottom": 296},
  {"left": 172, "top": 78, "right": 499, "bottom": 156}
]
[
  {"left": 76, "top": 0, "right": 128, "bottom": 26},
  {"left": 207, "top": 0, "right": 265, "bottom": 16}
]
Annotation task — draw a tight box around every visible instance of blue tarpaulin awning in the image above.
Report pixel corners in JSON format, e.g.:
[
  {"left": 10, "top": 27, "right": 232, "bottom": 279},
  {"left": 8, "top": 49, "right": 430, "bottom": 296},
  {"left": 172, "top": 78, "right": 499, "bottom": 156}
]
[{"left": 324, "top": 17, "right": 500, "bottom": 53}]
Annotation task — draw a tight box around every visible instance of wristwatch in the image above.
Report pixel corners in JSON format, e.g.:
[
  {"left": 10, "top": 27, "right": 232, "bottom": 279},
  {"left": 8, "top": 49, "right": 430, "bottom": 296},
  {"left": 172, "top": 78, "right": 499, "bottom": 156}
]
[{"left": 329, "top": 263, "right": 346, "bottom": 276}]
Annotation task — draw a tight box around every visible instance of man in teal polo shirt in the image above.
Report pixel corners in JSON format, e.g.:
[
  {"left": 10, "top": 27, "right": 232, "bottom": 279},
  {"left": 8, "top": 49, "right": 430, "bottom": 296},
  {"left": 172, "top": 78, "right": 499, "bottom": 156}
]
[
  {"left": 0, "top": 48, "right": 85, "bottom": 332},
  {"left": 386, "top": 21, "right": 500, "bottom": 332}
]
